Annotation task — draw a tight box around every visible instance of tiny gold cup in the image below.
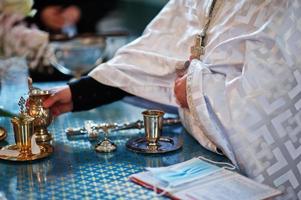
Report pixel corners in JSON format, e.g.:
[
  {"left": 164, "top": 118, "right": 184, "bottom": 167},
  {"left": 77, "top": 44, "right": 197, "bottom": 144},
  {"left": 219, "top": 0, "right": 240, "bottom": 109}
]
[
  {"left": 11, "top": 115, "right": 34, "bottom": 155},
  {"left": 142, "top": 109, "right": 164, "bottom": 146}
]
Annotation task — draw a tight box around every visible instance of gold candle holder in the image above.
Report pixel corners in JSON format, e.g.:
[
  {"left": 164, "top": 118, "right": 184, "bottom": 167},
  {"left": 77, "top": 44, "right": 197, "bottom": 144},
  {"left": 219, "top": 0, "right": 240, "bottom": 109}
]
[{"left": 11, "top": 114, "right": 34, "bottom": 155}]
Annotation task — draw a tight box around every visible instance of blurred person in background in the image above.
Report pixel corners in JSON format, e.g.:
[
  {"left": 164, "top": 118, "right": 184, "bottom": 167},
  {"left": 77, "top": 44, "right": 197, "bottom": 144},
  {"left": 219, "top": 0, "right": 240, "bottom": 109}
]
[
  {"left": 27, "top": 0, "right": 167, "bottom": 82},
  {"left": 26, "top": 0, "right": 118, "bottom": 81},
  {"left": 28, "top": 0, "right": 118, "bottom": 36}
]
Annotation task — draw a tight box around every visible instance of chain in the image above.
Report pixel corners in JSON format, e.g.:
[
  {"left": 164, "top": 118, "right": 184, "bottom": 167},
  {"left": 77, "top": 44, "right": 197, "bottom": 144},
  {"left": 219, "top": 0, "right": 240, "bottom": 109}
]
[
  {"left": 177, "top": 0, "right": 222, "bottom": 76},
  {"left": 191, "top": 0, "right": 219, "bottom": 60}
]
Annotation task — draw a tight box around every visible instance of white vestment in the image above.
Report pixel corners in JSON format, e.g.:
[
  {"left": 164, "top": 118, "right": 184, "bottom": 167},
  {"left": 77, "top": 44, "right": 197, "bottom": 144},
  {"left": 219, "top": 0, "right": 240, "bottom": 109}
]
[{"left": 90, "top": 0, "right": 301, "bottom": 198}]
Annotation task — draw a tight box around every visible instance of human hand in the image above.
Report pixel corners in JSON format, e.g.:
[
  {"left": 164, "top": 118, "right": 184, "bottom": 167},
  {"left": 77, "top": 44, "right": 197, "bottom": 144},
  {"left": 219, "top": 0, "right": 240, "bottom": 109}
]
[
  {"left": 43, "top": 86, "right": 73, "bottom": 117},
  {"left": 174, "top": 74, "right": 189, "bottom": 108}
]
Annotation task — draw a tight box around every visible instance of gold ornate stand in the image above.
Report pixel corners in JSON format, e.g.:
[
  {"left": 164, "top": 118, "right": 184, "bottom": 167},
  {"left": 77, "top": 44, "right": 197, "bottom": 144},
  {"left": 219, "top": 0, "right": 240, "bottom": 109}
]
[
  {"left": 27, "top": 86, "right": 53, "bottom": 143},
  {"left": 35, "top": 129, "right": 52, "bottom": 143}
]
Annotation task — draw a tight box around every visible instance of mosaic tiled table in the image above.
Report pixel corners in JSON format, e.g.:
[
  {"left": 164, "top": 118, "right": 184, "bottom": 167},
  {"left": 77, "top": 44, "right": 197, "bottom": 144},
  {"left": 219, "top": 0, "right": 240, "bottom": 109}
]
[{"left": 0, "top": 82, "right": 229, "bottom": 200}]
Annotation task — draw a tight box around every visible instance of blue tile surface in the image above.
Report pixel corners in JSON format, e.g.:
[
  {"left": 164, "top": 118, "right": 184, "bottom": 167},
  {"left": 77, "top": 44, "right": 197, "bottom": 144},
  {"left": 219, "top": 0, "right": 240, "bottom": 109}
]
[{"left": 0, "top": 82, "right": 229, "bottom": 200}]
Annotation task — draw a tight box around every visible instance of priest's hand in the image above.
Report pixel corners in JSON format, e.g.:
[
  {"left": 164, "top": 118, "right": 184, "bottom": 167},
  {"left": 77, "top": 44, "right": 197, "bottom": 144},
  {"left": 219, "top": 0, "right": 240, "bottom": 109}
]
[
  {"left": 43, "top": 86, "right": 73, "bottom": 117},
  {"left": 174, "top": 74, "right": 189, "bottom": 108}
]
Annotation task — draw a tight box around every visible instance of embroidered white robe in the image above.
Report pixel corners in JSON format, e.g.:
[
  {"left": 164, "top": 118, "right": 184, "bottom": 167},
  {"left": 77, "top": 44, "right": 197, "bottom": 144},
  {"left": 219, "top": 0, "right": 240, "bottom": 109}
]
[{"left": 89, "top": 0, "right": 301, "bottom": 198}]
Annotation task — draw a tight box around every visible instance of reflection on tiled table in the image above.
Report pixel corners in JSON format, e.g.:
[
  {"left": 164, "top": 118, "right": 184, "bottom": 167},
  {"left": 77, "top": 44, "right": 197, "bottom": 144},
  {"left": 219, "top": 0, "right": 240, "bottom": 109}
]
[{"left": 0, "top": 82, "right": 229, "bottom": 200}]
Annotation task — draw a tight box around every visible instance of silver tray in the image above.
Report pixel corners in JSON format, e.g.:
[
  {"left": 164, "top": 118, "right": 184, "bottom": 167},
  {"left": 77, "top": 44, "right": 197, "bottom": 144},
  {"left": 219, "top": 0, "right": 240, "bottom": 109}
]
[{"left": 126, "top": 136, "right": 183, "bottom": 154}]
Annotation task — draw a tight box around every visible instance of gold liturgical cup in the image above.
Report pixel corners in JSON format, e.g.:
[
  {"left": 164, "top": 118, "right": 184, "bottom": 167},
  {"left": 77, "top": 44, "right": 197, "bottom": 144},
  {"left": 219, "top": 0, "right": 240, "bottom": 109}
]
[
  {"left": 27, "top": 89, "right": 53, "bottom": 143},
  {"left": 142, "top": 110, "right": 164, "bottom": 146},
  {"left": 11, "top": 115, "right": 34, "bottom": 155},
  {"left": 126, "top": 109, "right": 183, "bottom": 154}
]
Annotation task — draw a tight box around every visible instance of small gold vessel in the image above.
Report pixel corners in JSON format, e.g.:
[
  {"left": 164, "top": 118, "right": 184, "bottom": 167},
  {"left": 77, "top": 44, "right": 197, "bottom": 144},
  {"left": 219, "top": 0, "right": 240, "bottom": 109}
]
[
  {"left": 26, "top": 78, "right": 53, "bottom": 143},
  {"left": 27, "top": 89, "right": 53, "bottom": 143},
  {"left": 0, "top": 96, "right": 54, "bottom": 162},
  {"left": 11, "top": 111, "right": 35, "bottom": 155}
]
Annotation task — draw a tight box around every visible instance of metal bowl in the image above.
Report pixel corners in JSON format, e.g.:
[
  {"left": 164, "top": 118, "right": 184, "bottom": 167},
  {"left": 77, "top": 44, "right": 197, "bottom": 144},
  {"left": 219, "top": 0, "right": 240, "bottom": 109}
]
[{"left": 50, "top": 37, "right": 106, "bottom": 78}]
